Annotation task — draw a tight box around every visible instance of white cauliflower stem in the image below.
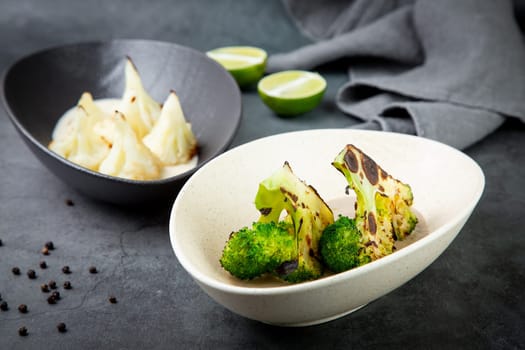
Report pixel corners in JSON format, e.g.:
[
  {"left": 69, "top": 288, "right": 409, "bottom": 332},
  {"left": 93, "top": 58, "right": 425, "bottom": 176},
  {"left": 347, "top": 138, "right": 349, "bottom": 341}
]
[
  {"left": 49, "top": 92, "right": 110, "bottom": 170},
  {"left": 98, "top": 112, "right": 161, "bottom": 180},
  {"left": 117, "top": 58, "right": 161, "bottom": 138},
  {"left": 143, "top": 91, "right": 197, "bottom": 165}
]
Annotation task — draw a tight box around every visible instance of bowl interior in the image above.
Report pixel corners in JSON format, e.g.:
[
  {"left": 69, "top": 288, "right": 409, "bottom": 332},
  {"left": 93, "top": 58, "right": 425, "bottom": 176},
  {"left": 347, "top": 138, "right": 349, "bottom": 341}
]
[
  {"left": 170, "top": 129, "right": 485, "bottom": 289},
  {"left": 1, "top": 40, "right": 241, "bottom": 203}
]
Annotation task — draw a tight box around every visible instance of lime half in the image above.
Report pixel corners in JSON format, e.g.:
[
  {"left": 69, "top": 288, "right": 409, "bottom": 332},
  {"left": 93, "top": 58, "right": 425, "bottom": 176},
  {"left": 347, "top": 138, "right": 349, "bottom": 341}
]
[
  {"left": 258, "top": 70, "right": 327, "bottom": 117},
  {"left": 207, "top": 46, "right": 267, "bottom": 87}
]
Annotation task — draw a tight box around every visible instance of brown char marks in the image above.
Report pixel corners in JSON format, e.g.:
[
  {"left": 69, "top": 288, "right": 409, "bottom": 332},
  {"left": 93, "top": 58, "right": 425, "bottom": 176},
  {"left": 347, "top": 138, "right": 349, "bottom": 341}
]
[
  {"left": 367, "top": 212, "right": 377, "bottom": 234},
  {"left": 259, "top": 207, "right": 272, "bottom": 216},
  {"left": 280, "top": 186, "right": 298, "bottom": 204},
  {"left": 344, "top": 145, "right": 389, "bottom": 186},
  {"left": 361, "top": 153, "right": 379, "bottom": 185},
  {"left": 344, "top": 148, "right": 359, "bottom": 172}
]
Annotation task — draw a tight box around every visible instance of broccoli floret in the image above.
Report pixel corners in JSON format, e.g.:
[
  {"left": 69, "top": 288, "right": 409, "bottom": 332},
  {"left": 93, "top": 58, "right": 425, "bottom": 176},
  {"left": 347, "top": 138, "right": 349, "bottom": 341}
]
[
  {"left": 319, "top": 216, "right": 371, "bottom": 272},
  {"left": 254, "top": 162, "right": 334, "bottom": 282},
  {"left": 331, "top": 145, "right": 418, "bottom": 262},
  {"left": 220, "top": 221, "right": 296, "bottom": 280}
]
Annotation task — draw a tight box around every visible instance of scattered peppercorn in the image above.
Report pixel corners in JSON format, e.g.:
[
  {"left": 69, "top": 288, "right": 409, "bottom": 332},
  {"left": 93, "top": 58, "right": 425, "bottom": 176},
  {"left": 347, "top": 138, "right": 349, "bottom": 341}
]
[
  {"left": 62, "top": 266, "right": 71, "bottom": 274},
  {"left": 0, "top": 239, "right": 3, "bottom": 246},
  {"left": 12, "top": 267, "right": 21, "bottom": 275},
  {"left": 0, "top": 301, "right": 8, "bottom": 311},
  {"left": 45, "top": 241, "right": 55, "bottom": 250},
  {"left": 39, "top": 261, "right": 47, "bottom": 269},
  {"left": 63, "top": 281, "right": 72, "bottom": 290},
  {"left": 18, "top": 304, "right": 28, "bottom": 314},
  {"left": 0, "top": 293, "right": 2, "bottom": 300},
  {"left": 27, "top": 269, "right": 36, "bottom": 279},
  {"left": 48, "top": 280, "right": 57, "bottom": 289},
  {"left": 65, "top": 199, "right": 74, "bottom": 206},
  {"left": 89, "top": 266, "right": 98, "bottom": 274},
  {"left": 108, "top": 296, "right": 117, "bottom": 304},
  {"left": 18, "top": 326, "right": 28, "bottom": 336},
  {"left": 41, "top": 284, "right": 50, "bottom": 293},
  {"left": 51, "top": 291, "right": 60, "bottom": 300},
  {"left": 47, "top": 295, "right": 56, "bottom": 305},
  {"left": 57, "top": 322, "right": 67, "bottom": 333},
  {"left": 41, "top": 247, "right": 50, "bottom": 255}
]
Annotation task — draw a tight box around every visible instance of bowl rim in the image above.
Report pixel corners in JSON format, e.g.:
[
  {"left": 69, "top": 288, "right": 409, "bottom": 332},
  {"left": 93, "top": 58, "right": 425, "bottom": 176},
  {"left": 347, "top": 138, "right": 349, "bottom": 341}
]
[
  {"left": 0, "top": 38, "right": 242, "bottom": 185},
  {"left": 169, "top": 129, "right": 485, "bottom": 296}
]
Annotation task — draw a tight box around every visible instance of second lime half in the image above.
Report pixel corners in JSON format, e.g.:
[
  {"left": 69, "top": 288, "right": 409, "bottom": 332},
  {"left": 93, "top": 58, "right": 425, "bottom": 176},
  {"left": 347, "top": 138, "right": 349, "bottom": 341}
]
[{"left": 258, "top": 70, "right": 327, "bottom": 117}]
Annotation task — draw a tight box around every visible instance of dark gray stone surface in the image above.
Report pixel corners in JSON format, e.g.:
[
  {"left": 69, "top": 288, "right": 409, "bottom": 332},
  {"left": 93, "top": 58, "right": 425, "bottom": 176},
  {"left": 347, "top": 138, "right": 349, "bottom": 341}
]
[{"left": 0, "top": 1, "right": 523, "bottom": 349}]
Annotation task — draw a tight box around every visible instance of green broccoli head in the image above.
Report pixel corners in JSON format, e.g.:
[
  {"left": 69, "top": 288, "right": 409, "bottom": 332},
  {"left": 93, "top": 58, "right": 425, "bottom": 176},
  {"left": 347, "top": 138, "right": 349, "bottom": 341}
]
[
  {"left": 254, "top": 162, "right": 334, "bottom": 282},
  {"left": 220, "top": 221, "right": 296, "bottom": 280},
  {"left": 319, "top": 215, "right": 372, "bottom": 272},
  {"left": 332, "top": 145, "right": 418, "bottom": 261}
]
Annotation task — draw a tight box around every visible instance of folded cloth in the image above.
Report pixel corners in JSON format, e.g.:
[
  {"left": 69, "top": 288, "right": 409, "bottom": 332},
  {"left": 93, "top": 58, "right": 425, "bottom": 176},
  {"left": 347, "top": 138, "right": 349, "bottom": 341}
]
[{"left": 268, "top": 0, "right": 525, "bottom": 149}]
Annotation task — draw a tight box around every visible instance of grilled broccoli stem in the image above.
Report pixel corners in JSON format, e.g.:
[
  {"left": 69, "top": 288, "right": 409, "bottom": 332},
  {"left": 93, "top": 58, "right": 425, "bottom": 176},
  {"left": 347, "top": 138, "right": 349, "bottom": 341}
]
[
  {"left": 254, "top": 162, "right": 334, "bottom": 282},
  {"left": 331, "top": 145, "right": 418, "bottom": 262},
  {"left": 319, "top": 215, "right": 371, "bottom": 272},
  {"left": 220, "top": 162, "right": 334, "bottom": 283},
  {"left": 220, "top": 221, "right": 296, "bottom": 280}
]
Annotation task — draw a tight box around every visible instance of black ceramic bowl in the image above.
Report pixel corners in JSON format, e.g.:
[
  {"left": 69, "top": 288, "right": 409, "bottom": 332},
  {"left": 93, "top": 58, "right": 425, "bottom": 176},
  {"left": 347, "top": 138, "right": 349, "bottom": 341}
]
[{"left": 1, "top": 40, "right": 242, "bottom": 205}]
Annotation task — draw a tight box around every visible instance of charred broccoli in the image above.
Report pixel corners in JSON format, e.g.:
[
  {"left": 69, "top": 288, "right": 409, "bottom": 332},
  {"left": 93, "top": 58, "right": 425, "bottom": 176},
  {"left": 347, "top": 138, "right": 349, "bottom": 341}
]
[
  {"left": 323, "top": 144, "right": 418, "bottom": 265},
  {"left": 219, "top": 221, "right": 296, "bottom": 280},
  {"left": 319, "top": 215, "right": 371, "bottom": 272},
  {"left": 220, "top": 162, "right": 334, "bottom": 283},
  {"left": 220, "top": 145, "right": 418, "bottom": 282}
]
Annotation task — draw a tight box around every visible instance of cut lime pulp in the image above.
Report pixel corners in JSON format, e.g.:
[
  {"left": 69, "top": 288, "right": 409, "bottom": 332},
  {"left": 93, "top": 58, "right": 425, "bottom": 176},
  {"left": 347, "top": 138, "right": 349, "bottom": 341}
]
[
  {"left": 206, "top": 46, "right": 267, "bottom": 87},
  {"left": 257, "top": 70, "right": 327, "bottom": 116}
]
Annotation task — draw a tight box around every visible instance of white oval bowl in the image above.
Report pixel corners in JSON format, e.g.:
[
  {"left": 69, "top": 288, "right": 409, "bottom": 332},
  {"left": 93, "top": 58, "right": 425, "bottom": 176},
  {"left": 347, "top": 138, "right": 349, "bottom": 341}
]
[{"left": 169, "top": 129, "right": 484, "bottom": 326}]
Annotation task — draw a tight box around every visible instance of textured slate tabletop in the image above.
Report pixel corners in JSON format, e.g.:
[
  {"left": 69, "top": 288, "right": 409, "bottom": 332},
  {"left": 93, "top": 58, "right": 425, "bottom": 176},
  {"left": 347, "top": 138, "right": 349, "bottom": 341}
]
[{"left": 0, "top": 1, "right": 524, "bottom": 349}]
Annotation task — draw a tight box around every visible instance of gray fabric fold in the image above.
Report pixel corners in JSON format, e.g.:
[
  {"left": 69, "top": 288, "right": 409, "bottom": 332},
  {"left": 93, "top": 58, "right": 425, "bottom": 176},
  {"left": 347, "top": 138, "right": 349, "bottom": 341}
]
[{"left": 269, "top": 0, "right": 525, "bottom": 149}]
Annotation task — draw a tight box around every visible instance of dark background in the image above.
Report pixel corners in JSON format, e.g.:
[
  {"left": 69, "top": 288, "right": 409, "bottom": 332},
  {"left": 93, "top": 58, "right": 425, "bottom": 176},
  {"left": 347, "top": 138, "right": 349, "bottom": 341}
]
[{"left": 0, "top": 1, "right": 524, "bottom": 348}]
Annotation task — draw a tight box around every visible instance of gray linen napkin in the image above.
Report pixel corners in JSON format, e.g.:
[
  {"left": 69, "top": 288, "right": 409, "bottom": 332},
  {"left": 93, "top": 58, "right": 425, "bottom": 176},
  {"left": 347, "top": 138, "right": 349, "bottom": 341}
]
[{"left": 268, "top": 0, "right": 525, "bottom": 149}]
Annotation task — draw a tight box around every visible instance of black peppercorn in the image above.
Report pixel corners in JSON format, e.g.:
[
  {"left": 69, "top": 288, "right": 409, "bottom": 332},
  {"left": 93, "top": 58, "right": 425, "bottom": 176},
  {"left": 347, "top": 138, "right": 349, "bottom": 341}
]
[
  {"left": 12, "top": 267, "right": 21, "bottom": 275},
  {"left": 63, "top": 281, "right": 72, "bottom": 290},
  {"left": 27, "top": 269, "right": 36, "bottom": 279},
  {"left": 18, "top": 304, "right": 28, "bottom": 314},
  {"left": 47, "top": 295, "right": 56, "bottom": 304},
  {"left": 0, "top": 239, "right": 3, "bottom": 246},
  {"left": 41, "top": 247, "right": 50, "bottom": 255},
  {"left": 108, "top": 296, "right": 117, "bottom": 304},
  {"left": 57, "top": 322, "right": 67, "bottom": 333},
  {"left": 0, "top": 301, "right": 8, "bottom": 311},
  {"left": 18, "top": 326, "right": 28, "bottom": 336},
  {"left": 39, "top": 261, "right": 47, "bottom": 269},
  {"left": 41, "top": 284, "right": 50, "bottom": 293},
  {"left": 65, "top": 199, "right": 74, "bottom": 206},
  {"left": 51, "top": 291, "right": 60, "bottom": 300},
  {"left": 45, "top": 241, "right": 54, "bottom": 250},
  {"left": 48, "top": 280, "right": 57, "bottom": 289},
  {"left": 89, "top": 266, "right": 98, "bottom": 274},
  {"left": 62, "top": 266, "right": 71, "bottom": 274}
]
